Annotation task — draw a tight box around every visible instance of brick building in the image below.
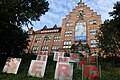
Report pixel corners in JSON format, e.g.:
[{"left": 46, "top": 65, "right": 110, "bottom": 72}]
[
  {"left": 27, "top": 1, "right": 101, "bottom": 54},
  {"left": 27, "top": 25, "right": 61, "bottom": 54}
]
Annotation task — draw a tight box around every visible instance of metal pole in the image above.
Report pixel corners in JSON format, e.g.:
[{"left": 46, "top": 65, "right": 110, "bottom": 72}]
[
  {"left": 82, "top": 64, "right": 84, "bottom": 80},
  {"left": 99, "top": 65, "right": 102, "bottom": 80}
]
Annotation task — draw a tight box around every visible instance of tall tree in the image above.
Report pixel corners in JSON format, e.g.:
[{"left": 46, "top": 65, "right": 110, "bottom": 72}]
[
  {"left": 0, "top": 0, "right": 49, "bottom": 55},
  {"left": 97, "top": 1, "right": 120, "bottom": 54},
  {"left": 0, "top": 23, "right": 28, "bottom": 55},
  {"left": 0, "top": 0, "right": 49, "bottom": 27}
]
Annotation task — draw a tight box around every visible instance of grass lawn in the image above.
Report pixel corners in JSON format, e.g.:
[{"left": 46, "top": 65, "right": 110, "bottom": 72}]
[{"left": 0, "top": 54, "right": 120, "bottom": 80}]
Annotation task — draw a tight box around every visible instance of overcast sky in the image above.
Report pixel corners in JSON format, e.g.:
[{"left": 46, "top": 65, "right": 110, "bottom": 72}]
[{"left": 23, "top": 0, "right": 120, "bottom": 30}]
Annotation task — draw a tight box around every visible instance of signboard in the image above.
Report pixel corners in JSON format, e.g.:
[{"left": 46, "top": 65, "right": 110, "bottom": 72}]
[
  {"left": 78, "top": 57, "right": 88, "bottom": 69},
  {"left": 36, "top": 55, "right": 48, "bottom": 61},
  {"left": 53, "top": 51, "right": 64, "bottom": 61},
  {"left": 36, "top": 51, "right": 48, "bottom": 61},
  {"left": 70, "top": 53, "right": 79, "bottom": 63},
  {"left": 38, "top": 51, "right": 48, "bottom": 55},
  {"left": 54, "top": 57, "right": 73, "bottom": 80},
  {"left": 28, "top": 52, "right": 48, "bottom": 78},
  {"left": 75, "top": 22, "right": 86, "bottom": 41},
  {"left": 3, "top": 57, "right": 22, "bottom": 74},
  {"left": 28, "top": 60, "right": 47, "bottom": 78},
  {"left": 58, "top": 57, "right": 70, "bottom": 63},
  {"left": 78, "top": 56, "right": 98, "bottom": 69},
  {"left": 82, "top": 65, "right": 100, "bottom": 80}
]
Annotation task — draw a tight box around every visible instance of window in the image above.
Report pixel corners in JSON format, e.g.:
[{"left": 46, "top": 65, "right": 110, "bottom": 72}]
[
  {"left": 90, "top": 44, "right": 98, "bottom": 48},
  {"left": 54, "top": 36, "right": 60, "bottom": 42},
  {"left": 76, "top": 21, "right": 86, "bottom": 26},
  {"left": 81, "top": 41, "right": 86, "bottom": 44},
  {"left": 90, "top": 39, "right": 97, "bottom": 43},
  {"left": 44, "top": 36, "right": 50, "bottom": 42},
  {"left": 63, "top": 45, "right": 71, "bottom": 49},
  {"left": 41, "top": 30, "right": 59, "bottom": 33},
  {"left": 90, "top": 39, "right": 98, "bottom": 48},
  {"left": 65, "top": 30, "right": 72, "bottom": 36},
  {"left": 89, "top": 20, "right": 97, "bottom": 25},
  {"left": 90, "top": 28, "right": 97, "bottom": 36},
  {"left": 64, "top": 40, "right": 71, "bottom": 45},
  {"left": 35, "top": 37, "right": 41, "bottom": 43},
  {"left": 90, "top": 21, "right": 93, "bottom": 25},
  {"left": 52, "top": 45, "right": 59, "bottom": 51},
  {"left": 66, "top": 22, "right": 73, "bottom": 27},
  {"left": 93, "top": 20, "right": 97, "bottom": 24},
  {"left": 41, "top": 45, "right": 48, "bottom": 51},
  {"left": 79, "top": 8, "right": 83, "bottom": 10},
  {"left": 63, "top": 40, "right": 71, "bottom": 49},
  {"left": 32, "top": 46, "right": 39, "bottom": 53},
  {"left": 69, "top": 22, "right": 73, "bottom": 26}
]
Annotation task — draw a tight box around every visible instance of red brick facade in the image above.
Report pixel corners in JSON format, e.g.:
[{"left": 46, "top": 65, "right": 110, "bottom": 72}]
[{"left": 27, "top": 2, "right": 101, "bottom": 54}]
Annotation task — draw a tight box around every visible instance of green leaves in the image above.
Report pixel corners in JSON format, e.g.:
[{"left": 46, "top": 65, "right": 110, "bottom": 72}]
[
  {"left": 0, "top": 23, "right": 28, "bottom": 55},
  {"left": 0, "top": 0, "right": 49, "bottom": 55},
  {"left": 0, "top": 0, "right": 49, "bottom": 26},
  {"left": 97, "top": 1, "right": 120, "bottom": 54}
]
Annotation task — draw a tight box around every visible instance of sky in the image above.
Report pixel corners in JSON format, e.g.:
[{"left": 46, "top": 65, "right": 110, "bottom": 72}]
[{"left": 23, "top": 0, "right": 120, "bottom": 30}]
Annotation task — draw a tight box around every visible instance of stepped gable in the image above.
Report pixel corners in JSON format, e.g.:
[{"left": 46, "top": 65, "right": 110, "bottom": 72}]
[{"left": 62, "top": 3, "right": 101, "bottom": 21}]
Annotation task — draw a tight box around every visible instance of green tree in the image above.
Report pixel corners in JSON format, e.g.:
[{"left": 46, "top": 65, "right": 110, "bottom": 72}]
[
  {"left": 0, "top": 0, "right": 49, "bottom": 55},
  {"left": 71, "top": 41, "right": 91, "bottom": 54},
  {"left": 0, "top": 0, "right": 49, "bottom": 27},
  {"left": 0, "top": 23, "right": 28, "bottom": 55},
  {"left": 97, "top": 1, "right": 120, "bottom": 54}
]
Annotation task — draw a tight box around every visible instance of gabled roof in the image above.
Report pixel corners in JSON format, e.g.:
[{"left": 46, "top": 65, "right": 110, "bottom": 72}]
[
  {"left": 42, "top": 25, "right": 47, "bottom": 30},
  {"left": 34, "top": 24, "right": 62, "bottom": 34}
]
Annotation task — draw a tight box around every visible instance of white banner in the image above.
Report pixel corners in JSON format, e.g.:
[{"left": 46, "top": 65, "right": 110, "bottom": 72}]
[
  {"left": 28, "top": 53, "right": 48, "bottom": 78},
  {"left": 70, "top": 53, "right": 79, "bottom": 63},
  {"left": 53, "top": 51, "right": 64, "bottom": 61},
  {"left": 28, "top": 59, "right": 47, "bottom": 78},
  {"left": 78, "top": 56, "right": 98, "bottom": 69},
  {"left": 38, "top": 51, "right": 48, "bottom": 55},
  {"left": 3, "top": 57, "right": 22, "bottom": 74},
  {"left": 36, "top": 54, "right": 48, "bottom": 61},
  {"left": 82, "top": 65, "right": 100, "bottom": 80},
  {"left": 75, "top": 22, "right": 87, "bottom": 41},
  {"left": 54, "top": 57, "right": 73, "bottom": 80}
]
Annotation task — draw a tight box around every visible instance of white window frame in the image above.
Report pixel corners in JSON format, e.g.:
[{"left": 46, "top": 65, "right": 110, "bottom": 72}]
[
  {"left": 32, "top": 46, "right": 39, "bottom": 53},
  {"left": 63, "top": 45, "right": 71, "bottom": 49},
  {"left": 52, "top": 45, "right": 59, "bottom": 51},
  {"left": 90, "top": 28, "right": 97, "bottom": 36},
  {"left": 54, "top": 36, "right": 60, "bottom": 42},
  {"left": 66, "top": 22, "right": 73, "bottom": 27},
  {"left": 65, "top": 30, "right": 72, "bottom": 37},
  {"left": 44, "top": 36, "right": 50, "bottom": 42},
  {"left": 35, "top": 37, "right": 41, "bottom": 42},
  {"left": 89, "top": 20, "right": 97, "bottom": 25},
  {"left": 41, "top": 45, "right": 48, "bottom": 51},
  {"left": 64, "top": 40, "right": 71, "bottom": 45}
]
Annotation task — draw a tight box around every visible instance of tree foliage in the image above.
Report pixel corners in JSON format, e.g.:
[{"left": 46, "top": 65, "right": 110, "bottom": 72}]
[
  {"left": 71, "top": 41, "right": 91, "bottom": 54},
  {"left": 0, "top": 0, "right": 49, "bottom": 26},
  {"left": 0, "top": 0, "right": 49, "bottom": 55},
  {"left": 0, "top": 23, "right": 28, "bottom": 55},
  {"left": 97, "top": 1, "right": 120, "bottom": 54}
]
